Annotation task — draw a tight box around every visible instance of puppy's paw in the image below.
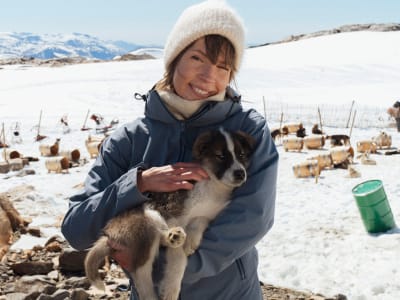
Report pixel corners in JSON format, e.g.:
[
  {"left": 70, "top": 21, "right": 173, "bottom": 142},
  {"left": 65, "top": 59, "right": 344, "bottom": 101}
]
[
  {"left": 166, "top": 227, "right": 186, "bottom": 248},
  {"left": 183, "top": 236, "right": 200, "bottom": 256}
]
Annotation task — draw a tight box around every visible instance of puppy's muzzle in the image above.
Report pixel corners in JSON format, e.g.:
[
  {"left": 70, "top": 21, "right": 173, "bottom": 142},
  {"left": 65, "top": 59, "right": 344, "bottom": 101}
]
[{"left": 233, "top": 169, "right": 246, "bottom": 184}]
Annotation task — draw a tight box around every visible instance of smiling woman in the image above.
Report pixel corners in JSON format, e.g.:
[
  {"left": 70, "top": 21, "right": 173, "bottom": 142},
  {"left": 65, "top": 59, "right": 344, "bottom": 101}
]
[{"left": 61, "top": 1, "right": 278, "bottom": 300}]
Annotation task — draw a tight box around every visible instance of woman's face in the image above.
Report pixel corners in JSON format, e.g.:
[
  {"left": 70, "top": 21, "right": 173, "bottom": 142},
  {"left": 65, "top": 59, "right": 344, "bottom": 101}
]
[{"left": 173, "top": 37, "right": 232, "bottom": 100}]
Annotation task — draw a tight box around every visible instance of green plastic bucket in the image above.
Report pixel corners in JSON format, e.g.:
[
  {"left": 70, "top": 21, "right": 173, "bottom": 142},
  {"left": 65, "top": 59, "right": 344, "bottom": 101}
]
[{"left": 352, "top": 180, "right": 396, "bottom": 233}]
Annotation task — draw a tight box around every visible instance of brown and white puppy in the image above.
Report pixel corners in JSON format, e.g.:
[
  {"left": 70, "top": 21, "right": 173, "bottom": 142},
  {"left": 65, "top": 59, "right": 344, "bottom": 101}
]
[
  {"left": 326, "top": 134, "right": 351, "bottom": 147},
  {"left": 84, "top": 128, "right": 255, "bottom": 300},
  {"left": 270, "top": 126, "right": 289, "bottom": 143}
]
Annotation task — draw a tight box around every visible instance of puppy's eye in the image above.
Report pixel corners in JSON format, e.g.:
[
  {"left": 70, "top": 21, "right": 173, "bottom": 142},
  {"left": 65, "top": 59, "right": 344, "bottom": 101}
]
[
  {"left": 237, "top": 151, "right": 246, "bottom": 159},
  {"left": 215, "top": 153, "right": 225, "bottom": 160}
]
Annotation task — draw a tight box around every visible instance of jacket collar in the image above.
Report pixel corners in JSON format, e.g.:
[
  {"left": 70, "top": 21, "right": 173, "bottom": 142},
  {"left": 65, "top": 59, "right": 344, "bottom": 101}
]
[{"left": 144, "top": 87, "right": 242, "bottom": 127}]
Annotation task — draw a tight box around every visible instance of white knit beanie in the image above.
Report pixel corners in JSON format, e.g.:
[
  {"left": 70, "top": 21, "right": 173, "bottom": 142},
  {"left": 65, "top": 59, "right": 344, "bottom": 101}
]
[{"left": 164, "top": 0, "right": 245, "bottom": 72}]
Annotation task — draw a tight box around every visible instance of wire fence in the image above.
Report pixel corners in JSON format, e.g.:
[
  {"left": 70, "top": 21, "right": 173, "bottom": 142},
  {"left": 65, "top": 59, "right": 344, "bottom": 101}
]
[{"left": 255, "top": 99, "right": 395, "bottom": 129}]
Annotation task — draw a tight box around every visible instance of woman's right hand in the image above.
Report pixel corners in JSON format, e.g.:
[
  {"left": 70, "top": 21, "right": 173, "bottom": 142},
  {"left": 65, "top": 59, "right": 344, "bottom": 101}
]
[{"left": 137, "top": 162, "right": 209, "bottom": 193}]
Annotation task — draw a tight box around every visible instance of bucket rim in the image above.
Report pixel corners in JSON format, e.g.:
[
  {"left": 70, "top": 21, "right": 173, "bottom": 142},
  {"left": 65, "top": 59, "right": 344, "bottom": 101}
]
[{"left": 352, "top": 179, "right": 383, "bottom": 196}]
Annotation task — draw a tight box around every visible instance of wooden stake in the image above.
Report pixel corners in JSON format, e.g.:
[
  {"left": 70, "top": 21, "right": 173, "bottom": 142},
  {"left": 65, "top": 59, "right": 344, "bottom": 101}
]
[
  {"left": 346, "top": 100, "right": 355, "bottom": 128},
  {"left": 349, "top": 109, "right": 357, "bottom": 138},
  {"left": 37, "top": 110, "right": 42, "bottom": 138},
  {"left": 2, "top": 123, "right": 7, "bottom": 161},
  {"left": 81, "top": 109, "right": 91, "bottom": 131},
  {"left": 279, "top": 112, "right": 284, "bottom": 130},
  {"left": 317, "top": 107, "right": 323, "bottom": 133},
  {"left": 262, "top": 96, "right": 267, "bottom": 119}
]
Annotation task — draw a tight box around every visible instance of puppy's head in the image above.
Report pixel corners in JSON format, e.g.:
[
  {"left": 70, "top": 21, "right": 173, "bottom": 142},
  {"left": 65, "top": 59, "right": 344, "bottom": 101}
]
[{"left": 193, "top": 129, "right": 255, "bottom": 187}]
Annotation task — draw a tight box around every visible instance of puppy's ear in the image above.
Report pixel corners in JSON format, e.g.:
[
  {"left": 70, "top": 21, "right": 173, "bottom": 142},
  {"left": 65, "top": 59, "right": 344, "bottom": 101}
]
[
  {"left": 233, "top": 131, "right": 256, "bottom": 154},
  {"left": 192, "top": 131, "right": 214, "bottom": 161}
]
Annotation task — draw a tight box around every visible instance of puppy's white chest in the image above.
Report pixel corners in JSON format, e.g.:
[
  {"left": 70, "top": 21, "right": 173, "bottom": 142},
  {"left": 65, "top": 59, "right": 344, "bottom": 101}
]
[{"left": 181, "top": 180, "right": 229, "bottom": 224}]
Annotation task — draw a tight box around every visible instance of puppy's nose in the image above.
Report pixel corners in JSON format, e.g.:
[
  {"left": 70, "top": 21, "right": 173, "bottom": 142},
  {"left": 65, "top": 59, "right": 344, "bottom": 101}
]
[{"left": 233, "top": 169, "right": 246, "bottom": 181}]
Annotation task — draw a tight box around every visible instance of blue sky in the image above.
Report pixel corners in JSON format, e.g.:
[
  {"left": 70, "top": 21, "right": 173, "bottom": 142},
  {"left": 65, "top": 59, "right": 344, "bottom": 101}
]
[{"left": 1, "top": 0, "right": 399, "bottom": 46}]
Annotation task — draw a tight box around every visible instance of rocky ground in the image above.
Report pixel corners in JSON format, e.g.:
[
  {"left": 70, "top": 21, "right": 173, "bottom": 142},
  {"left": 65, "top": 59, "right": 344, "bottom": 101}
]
[
  {"left": 0, "top": 236, "right": 347, "bottom": 300},
  {"left": 0, "top": 186, "right": 347, "bottom": 300}
]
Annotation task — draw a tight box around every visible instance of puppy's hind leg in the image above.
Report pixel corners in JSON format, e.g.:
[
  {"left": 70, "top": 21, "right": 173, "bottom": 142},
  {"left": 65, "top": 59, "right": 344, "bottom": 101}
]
[
  {"left": 144, "top": 207, "right": 186, "bottom": 249},
  {"left": 159, "top": 247, "right": 187, "bottom": 300},
  {"left": 131, "top": 237, "right": 160, "bottom": 300}
]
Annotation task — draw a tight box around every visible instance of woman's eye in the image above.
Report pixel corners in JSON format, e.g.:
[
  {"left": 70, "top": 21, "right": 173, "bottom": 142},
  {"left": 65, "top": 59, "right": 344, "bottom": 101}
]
[
  {"left": 191, "top": 55, "right": 202, "bottom": 62},
  {"left": 217, "top": 64, "right": 230, "bottom": 71}
]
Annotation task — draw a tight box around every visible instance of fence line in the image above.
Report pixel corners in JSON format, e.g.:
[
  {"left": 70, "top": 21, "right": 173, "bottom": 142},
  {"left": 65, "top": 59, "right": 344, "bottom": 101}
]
[{"left": 252, "top": 99, "right": 393, "bottom": 129}]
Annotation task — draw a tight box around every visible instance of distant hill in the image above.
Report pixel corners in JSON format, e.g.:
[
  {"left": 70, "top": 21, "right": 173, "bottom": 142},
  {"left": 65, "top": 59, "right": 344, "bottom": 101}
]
[
  {"left": 0, "top": 32, "right": 156, "bottom": 60},
  {"left": 252, "top": 23, "right": 400, "bottom": 48}
]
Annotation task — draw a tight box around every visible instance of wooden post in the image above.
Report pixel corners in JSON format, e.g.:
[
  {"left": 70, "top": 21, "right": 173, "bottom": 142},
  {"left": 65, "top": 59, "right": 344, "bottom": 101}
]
[
  {"left": 349, "top": 109, "right": 357, "bottom": 138},
  {"left": 262, "top": 96, "right": 267, "bottom": 119},
  {"left": 1, "top": 123, "right": 7, "bottom": 161},
  {"left": 81, "top": 109, "right": 91, "bottom": 131},
  {"left": 317, "top": 107, "right": 323, "bottom": 133},
  {"left": 346, "top": 100, "right": 355, "bottom": 128},
  {"left": 37, "top": 110, "right": 42, "bottom": 138},
  {"left": 279, "top": 112, "right": 283, "bottom": 130}
]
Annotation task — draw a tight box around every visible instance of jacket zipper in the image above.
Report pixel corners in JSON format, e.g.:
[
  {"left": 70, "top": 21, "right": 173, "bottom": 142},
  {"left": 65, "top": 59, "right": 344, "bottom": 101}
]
[
  {"left": 236, "top": 258, "right": 246, "bottom": 280},
  {"left": 178, "top": 122, "right": 187, "bottom": 162}
]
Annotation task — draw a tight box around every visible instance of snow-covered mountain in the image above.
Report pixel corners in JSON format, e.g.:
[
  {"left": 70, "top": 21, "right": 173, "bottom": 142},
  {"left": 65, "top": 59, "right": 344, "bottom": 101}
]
[{"left": 0, "top": 32, "right": 148, "bottom": 60}]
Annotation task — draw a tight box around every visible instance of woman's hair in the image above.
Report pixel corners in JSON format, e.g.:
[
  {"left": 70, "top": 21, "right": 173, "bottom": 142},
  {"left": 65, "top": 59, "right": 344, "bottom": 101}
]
[{"left": 156, "top": 35, "right": 236, "bottom": 91}]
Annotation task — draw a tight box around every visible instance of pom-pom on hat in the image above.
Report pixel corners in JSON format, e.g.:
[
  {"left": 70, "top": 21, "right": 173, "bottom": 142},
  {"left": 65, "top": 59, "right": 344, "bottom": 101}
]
[{"left": 164, "top": 0, "right": 245, "bottom": 72}]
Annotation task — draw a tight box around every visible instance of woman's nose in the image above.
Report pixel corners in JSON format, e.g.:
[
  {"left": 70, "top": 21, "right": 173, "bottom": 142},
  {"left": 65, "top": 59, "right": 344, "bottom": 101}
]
[{"left": 200, "top": 64, "right": 217, "bottom": 82}]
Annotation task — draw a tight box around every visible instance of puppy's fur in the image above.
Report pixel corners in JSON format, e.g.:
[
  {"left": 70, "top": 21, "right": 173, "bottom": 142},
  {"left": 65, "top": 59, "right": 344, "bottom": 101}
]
[
  {"left": 85, "top": 129, "right": 255, "bottom": 300},
  {"left": 326, "top": 134, "right": 351, "bottom": 147},
  {"left": 270, "top": 126, "right": 289, "bottom": 142}
]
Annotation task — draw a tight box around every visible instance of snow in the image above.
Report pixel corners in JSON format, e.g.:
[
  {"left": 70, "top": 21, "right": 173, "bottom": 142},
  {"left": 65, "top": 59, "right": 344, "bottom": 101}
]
[{"left": 1, "top": 31, "right": 400, "bottom": 300}]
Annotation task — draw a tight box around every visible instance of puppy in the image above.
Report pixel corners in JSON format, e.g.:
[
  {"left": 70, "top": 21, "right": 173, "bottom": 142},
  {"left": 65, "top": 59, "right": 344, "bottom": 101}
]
[
  {"left": 270, "top": 126, "right": 289, "bottom": 142},
  {"left": 311, "top": 124, "right": 323, "bottom": 135},
  {"left": 326, "top": 134, "right": 350, "bottom": 147},
  {"left": 85, "top": 128, "right": 255, "bottom": 300}
]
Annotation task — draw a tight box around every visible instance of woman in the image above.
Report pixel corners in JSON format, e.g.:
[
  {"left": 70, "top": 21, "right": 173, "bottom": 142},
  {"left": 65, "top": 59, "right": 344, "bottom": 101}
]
[{"left": 62, "top": 1, "right": 278, "bottom": 299}]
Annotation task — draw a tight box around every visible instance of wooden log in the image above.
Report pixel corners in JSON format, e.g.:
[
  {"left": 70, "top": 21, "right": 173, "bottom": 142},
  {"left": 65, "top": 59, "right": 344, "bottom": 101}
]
[
  {"left": 303, "top": 135, "right": 325, "bottom": 150},
  {"left": 59, "top": 149, "right": 80, "bottom": 162},
  {"left": 282, "top": 137, "right": 303, "bottom": 152},
  {"left": 45, "top": 156, "right": 69, "bottom": 173},
  {"left": 372, "top": 132, "right": 392, "bottom": 149},
  {"left": 85, "top": 135, "right": 104, "bottom": 159},
  {"left": 284, "top": 123, "right": 303, "bottom": 134},
  {"left": 9, "top": 158, "right": 25, "bottom": 171},
  {"left": 85, "top": 142, "right": 102, "bottom": 158},
  {"left": 329, "top": 146, "right": 354, "bottom": 164},
  {"left": 356, "top": 140, "right": 377, "bottom": 153},
  {"left": 292, "top": 160, "right": 320, "bottom": 178},
  {"left": 0, "top": 162, "right": 10, "bottom": 174},
  {"left": 39, "top": 139, "right": 60, "bottom": 156},
  {"left": 2, "top": 149, "right": 21, "bottom": 160},
  {"left": 308, "top": 153, "right": 333, "bottom": 170}
]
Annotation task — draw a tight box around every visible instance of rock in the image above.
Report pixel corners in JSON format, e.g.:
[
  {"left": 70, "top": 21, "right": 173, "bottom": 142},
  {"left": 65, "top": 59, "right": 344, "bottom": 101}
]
[
  {"left": 11, "top": 261, "right": 54, "bottom": 276},
  {"left": 58, "top": 248, "right": 87, "bottom": 273},
  {"left": 70, "top": 288, "right": 90, "bottom": 300}
]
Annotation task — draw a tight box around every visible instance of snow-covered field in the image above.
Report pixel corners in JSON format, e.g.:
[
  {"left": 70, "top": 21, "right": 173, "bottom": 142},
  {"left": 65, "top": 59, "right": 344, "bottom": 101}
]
[{"left": 1, "top": 31, "right": 400, "bottom": 300}]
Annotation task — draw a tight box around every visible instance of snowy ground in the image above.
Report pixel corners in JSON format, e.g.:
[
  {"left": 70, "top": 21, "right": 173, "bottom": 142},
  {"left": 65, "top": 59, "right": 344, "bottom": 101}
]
[{"left": 1, "top": 31, "right": 400, "bottom": 300}]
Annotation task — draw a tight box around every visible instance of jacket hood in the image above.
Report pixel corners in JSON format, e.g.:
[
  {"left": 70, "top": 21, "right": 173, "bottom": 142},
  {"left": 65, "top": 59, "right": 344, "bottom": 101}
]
[{"left": 143, "top": 87, "right": 243, "bottom": 127}]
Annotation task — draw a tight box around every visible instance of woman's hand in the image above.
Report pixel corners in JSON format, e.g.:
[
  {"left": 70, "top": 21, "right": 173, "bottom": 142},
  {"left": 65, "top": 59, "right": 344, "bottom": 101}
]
[{"left": 137, "top": 162, "right": 209, "bottom": 193}]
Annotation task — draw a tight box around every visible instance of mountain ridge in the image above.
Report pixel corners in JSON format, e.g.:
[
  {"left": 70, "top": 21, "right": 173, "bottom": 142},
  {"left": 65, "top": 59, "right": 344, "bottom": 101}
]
[
  {"left": 252, "top": 22, "right": 400, "bottom": 48},
  {"left": 0, "top": 32, "right": 157, "bottom": 60}
]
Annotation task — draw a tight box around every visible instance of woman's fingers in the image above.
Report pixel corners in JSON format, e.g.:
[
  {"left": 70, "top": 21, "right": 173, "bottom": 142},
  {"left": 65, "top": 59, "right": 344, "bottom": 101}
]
[{"left": 138, "top": 163, "right": 209, "bottom": 193}]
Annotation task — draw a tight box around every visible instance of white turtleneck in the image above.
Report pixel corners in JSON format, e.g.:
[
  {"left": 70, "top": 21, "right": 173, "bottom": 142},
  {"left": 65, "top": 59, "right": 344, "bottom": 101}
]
[{"left": 157, "top": 89, "right": 226, "bottom": 120}]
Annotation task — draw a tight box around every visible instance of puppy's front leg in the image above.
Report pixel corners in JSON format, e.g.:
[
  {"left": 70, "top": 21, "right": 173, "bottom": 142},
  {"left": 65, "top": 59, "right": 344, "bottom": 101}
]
[
  {"left": 158, "top": 247, "right": 187, "bottom": 300},
  {"left": 183, "top": 217, "right": 210, "bottom": 256}
]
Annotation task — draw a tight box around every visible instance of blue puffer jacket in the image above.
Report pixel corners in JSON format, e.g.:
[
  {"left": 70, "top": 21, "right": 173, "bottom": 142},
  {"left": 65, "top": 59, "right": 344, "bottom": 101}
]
[{"left": 61, "top": 88, "right": 278, "bottom": 300}]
